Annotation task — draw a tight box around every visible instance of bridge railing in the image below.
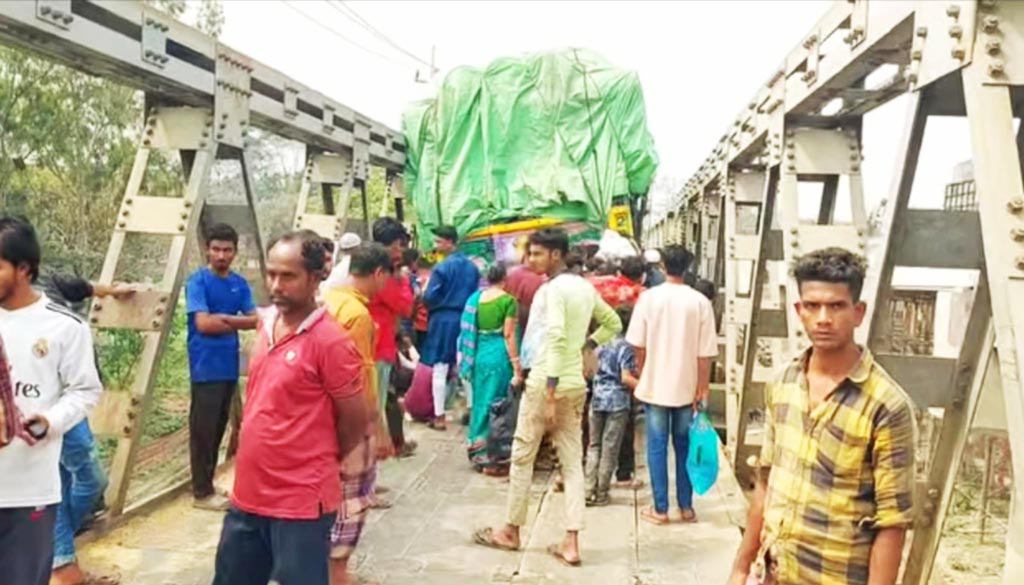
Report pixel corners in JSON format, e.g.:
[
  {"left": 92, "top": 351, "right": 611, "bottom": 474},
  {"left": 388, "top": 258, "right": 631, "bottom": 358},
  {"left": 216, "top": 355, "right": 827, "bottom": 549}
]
[
  {"left": 0, "top": 0, "right": 407, "bottom": 518},
  {"left": 644, "top": 2, "right": 1023, "bottom": 583}
]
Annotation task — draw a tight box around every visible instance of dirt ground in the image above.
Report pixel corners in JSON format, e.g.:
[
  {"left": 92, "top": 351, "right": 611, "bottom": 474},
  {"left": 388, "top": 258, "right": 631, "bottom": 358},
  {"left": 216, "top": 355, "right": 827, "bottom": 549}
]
[{"left": 932, "top": 513, "right": 1007, "bottom": 585}]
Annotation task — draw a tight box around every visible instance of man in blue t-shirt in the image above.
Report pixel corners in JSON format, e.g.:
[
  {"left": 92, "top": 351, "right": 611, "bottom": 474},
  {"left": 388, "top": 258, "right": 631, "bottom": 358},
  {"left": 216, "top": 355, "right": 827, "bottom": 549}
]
[{"left": 185, "top": 223, "right": 256, "bottom": 511}]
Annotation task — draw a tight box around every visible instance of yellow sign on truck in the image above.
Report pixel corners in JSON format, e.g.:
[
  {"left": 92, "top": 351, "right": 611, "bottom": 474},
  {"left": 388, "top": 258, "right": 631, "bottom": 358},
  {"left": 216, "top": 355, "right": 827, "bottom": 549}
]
[{"left": 608, "top": 204, "right": 634, "bottom": 237}]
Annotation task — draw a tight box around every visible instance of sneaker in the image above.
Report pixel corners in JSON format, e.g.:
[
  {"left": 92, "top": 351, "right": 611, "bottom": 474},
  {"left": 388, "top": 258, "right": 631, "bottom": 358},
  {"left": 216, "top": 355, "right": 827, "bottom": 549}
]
[
  {"left": 193, "top": 493, "right": 231, "bottom": 512},
  {"left": 613, "top": 478, "right": 645, "bottom": 490}
]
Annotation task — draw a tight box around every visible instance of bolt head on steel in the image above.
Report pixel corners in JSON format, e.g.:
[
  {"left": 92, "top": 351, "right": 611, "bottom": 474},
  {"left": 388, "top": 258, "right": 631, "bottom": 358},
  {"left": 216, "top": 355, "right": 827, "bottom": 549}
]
[
  {"left": 952, "top": 46, "right": 966, "bottom": 59},
  {"left": 986, "top": 39, "right": 1002, "bottom": 55},
  {"left": 1008, "top": 198, "right": 1024, "bottom": 212},
  {"left": 946, "top": 4, "right": 961, "bottom": 17},
  {"left": 990, "top": 60, "right": 1006, "bottom": 75}
]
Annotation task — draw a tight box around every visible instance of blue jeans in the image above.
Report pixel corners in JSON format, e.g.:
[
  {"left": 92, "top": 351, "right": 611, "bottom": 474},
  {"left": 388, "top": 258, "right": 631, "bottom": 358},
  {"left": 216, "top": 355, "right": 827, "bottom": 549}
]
[
  {"left": 645, "top": 404, "right": 694, "bottom": 514},
  {"left": 53, "top": 420, "right": 107, "bottom": 568}
]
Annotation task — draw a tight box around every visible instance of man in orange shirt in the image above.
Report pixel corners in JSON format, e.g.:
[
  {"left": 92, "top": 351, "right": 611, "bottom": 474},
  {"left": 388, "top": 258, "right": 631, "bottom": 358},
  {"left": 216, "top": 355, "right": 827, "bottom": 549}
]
[{"left": 322, "top": 244, "right": 393, "bottom": 585}]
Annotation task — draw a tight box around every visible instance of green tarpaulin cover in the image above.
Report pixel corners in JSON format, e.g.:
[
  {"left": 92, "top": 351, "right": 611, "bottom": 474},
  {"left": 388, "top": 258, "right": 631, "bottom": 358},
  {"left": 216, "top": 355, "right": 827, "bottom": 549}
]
[{"left": 404, "top": 49, "right": 659, "bottom": 248}]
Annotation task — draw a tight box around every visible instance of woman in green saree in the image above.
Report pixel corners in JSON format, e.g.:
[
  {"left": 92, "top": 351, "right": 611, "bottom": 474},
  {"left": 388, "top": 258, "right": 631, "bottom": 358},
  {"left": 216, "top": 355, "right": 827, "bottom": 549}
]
[{"left": 458, "top": 263, "right": 523, "bottom": 475}]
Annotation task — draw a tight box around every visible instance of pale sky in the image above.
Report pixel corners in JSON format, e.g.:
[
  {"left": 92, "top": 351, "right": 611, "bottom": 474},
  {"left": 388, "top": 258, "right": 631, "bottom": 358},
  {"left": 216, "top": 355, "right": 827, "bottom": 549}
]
[{"left": 218, "top": 0, "right": 970, "bottom": 214}]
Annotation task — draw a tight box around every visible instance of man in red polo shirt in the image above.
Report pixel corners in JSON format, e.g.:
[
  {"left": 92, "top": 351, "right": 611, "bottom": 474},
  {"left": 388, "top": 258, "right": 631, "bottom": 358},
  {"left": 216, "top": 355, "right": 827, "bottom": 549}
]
[{"left": 212, "top": 232, "right": 370, "bottom": 585}]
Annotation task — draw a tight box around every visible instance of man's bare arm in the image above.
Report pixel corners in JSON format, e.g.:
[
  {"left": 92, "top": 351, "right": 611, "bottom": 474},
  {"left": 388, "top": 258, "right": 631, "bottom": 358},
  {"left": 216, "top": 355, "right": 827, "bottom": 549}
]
[
  {"left": 728, "top": 471, "right": 767, "bottom": 585},
  {"left": 633, "top": 346, "right": 646, "bottom": 375},
  {"left": 333, "top": 393, "right": 371, "bottom": 462},
  {"left": 867, "top": 527, "right": 906, "bottom": 585},
  {"left": 194, "top": 312, "right": 235, "bottom": 335},
  {"left": 196, "top": 312, "right": 257, "bottom": 334},
  {"left": 696, "top": 356, "right": 712, "bottom": 403},
  {"left": 221, "top": 314, "right": 258, "bottom": 330},
  {"left": 621, "top": 369, "right": 639, "bottom": 391}
]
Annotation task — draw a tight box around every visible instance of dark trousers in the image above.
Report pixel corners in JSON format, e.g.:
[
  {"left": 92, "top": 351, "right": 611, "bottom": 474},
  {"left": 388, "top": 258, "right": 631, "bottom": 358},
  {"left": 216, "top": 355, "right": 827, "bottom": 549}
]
[
  {"left": 386, "top": 387, "right": 405, "bottom": 449},
  {"left": 0, "top": 505, "right": 57, "bottom": 585},
  {"left": 585, "top": 409, "right": 629, "bottom": 497},
  {"left": 189, "top": 381, "right": 237, "bottom": 498},
  {"left": 616, "top": 398, "right": 637, "bottom": 481},
  {"left": 213, "top": 506, "right": 334, "bottom": 585}
]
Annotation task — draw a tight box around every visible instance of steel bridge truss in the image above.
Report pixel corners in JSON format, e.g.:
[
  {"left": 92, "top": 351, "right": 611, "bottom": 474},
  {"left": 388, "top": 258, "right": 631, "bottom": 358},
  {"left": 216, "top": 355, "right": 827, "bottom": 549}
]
[
  {"left": 0, "top": 0, "right": 407, "bottom": 516},
  {"left": 645, "top": 1, "right": 1023, "bottom": 582}
]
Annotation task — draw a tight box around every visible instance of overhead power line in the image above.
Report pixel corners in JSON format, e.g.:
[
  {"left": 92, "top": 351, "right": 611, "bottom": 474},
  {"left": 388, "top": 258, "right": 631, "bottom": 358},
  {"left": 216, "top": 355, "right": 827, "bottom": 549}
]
[
  {"left": 278, "top": 0, "right": 417, "bottom": 72},
  {"left": 326, "top": 0, "right": 438, "bottom": 73}
]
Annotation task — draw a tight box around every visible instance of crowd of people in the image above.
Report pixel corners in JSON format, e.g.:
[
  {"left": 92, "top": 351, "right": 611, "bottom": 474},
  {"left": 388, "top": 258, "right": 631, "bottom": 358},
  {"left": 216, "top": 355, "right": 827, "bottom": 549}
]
[{"left": 0, "top": 210, "right": 917, "bottom": 585}]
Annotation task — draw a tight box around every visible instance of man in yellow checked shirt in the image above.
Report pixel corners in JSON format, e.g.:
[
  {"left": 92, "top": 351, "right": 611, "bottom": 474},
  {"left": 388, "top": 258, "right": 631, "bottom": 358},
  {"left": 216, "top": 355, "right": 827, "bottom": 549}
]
[{"left": 729, "top": 248, "right": 916, "bottom": 585}]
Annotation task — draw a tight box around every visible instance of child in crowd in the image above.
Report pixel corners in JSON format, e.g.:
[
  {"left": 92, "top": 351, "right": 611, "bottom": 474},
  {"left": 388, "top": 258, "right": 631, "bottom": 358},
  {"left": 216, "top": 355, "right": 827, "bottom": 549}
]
[{"left": 585, "top": 307, "right": 638, "bottom": 506}]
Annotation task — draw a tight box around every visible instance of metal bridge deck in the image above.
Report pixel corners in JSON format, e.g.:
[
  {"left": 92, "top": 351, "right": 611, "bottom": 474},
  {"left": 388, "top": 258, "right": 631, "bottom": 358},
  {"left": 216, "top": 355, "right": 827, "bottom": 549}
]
[{"left": 76, "top": 423, "right": 745, "bottom": 585}]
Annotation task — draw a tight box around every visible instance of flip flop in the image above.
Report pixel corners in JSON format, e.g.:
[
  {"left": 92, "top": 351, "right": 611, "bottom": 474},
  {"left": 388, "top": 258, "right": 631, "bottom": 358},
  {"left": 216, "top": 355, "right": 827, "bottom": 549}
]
[
  {"left": 546, "top": 544, "right": 582, "bottom": 567},
  {"left": 472, "top": 527, "right": 519, "bottom": 552},
  {"left": 370, "top": 497, "right": 393, "bottom": 510},
  {"left": 640, "top": 505, "right": 669, "bottom": 526}
]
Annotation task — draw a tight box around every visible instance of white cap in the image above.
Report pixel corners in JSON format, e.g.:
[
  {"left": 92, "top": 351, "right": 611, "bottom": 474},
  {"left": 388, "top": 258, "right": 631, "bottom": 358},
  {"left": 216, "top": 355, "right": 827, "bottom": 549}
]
[
  {"left": 643, "top": 249, "right": 662, "bottom": 264},
  {"left": 338, "top": 232, "right": 362, "bottom": 251}
]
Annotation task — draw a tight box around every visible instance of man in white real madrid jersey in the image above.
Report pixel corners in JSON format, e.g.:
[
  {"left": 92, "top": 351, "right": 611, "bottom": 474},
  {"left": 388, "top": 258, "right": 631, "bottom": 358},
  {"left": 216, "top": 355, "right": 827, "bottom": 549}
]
[{"left": 0, "top": 216, "right": 102, "bottom": 585}]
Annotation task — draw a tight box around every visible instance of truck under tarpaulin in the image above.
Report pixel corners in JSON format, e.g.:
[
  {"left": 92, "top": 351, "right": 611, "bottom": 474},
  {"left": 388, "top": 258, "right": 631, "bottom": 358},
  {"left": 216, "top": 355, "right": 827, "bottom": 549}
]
[{"left": 403, "top": 48, "right": 659, "bottom": 261}]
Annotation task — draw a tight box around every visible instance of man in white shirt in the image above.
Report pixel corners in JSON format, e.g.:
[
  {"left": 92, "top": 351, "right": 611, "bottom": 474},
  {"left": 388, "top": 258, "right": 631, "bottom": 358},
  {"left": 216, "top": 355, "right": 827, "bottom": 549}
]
[
  {"left": 0, "top": 216, "right": 102, "bottom": 585},
  {"left": 626, "top": 245, "right": 718, "bottom": 526}
]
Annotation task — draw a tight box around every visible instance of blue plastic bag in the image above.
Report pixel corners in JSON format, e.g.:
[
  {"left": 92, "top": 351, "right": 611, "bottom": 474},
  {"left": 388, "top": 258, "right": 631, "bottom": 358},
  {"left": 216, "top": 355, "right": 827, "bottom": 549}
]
[{"left": 686, "top": 410, "right": 719, "bottom": 496}]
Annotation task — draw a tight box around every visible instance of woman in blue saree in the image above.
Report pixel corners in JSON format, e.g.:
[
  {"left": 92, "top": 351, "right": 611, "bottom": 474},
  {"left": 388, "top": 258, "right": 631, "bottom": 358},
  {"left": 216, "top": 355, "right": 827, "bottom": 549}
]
[{"left": 458, "top": 264, "right": 522, "bottom": 475}]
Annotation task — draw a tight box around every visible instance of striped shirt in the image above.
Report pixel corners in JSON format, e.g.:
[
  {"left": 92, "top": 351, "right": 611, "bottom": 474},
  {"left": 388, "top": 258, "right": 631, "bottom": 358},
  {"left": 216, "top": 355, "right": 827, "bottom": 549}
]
[{"left": 756, "top": 348, "right": 916, "bottom": 585}]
